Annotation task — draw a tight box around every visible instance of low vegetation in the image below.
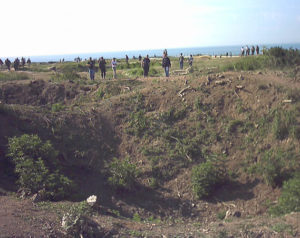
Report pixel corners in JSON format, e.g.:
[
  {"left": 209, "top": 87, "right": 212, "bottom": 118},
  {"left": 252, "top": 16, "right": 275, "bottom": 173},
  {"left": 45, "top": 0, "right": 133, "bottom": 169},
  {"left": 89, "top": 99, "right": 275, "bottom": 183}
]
[{"left": 0, "top": 46, "right": 300, "bottom": 236}]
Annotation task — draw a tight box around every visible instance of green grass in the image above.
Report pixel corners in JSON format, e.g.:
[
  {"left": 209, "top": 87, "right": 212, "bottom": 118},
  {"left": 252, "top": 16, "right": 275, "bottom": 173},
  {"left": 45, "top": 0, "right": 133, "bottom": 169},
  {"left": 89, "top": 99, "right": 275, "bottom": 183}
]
[{"left": 0, "top": 72, "right": 30, "bottom": 81}]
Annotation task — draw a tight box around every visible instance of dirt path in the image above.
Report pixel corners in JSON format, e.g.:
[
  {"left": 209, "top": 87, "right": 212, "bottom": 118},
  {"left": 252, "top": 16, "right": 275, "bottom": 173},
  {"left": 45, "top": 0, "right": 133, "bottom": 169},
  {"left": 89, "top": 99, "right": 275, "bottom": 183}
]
[{"left": 0, "top": 196, "right": 61, "bottom": 237}]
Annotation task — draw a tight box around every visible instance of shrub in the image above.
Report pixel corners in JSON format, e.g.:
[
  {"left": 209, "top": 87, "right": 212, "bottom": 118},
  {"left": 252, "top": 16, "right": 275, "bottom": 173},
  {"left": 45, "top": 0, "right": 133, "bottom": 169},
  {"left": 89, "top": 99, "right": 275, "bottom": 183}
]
[
  {"left": 272, "top": 109, "right": 296, "bottom": 140},
  {"left": 51, "top": 103, "right": 65, "bottom": 112},
  {"left": 7, "top": 134, "right": 72, "bottom": 200},
  {"left": 191, "top": 161, "right": 225, "bottom": 199},
  {"left": 257, "top": 149, "right": 296, "bottom": 187},
  {"left": 127, "top": 110, "right": 148, "bottom": 136},
  {"left": 0, "top": 72, "right": 30, "bottom": 81},
  {"left": 269, "top": 173, "right": 300, "bottom": 215},
  {"left": 108, "top": 157, "right": 139, "bottom": 191}
]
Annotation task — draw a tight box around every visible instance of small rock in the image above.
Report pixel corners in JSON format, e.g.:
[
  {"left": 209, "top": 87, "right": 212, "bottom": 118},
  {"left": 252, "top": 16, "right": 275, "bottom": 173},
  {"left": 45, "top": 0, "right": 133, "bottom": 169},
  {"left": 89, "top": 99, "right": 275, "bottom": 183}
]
[{"left": 86, "top": 195, "right": 97, "bottom": 207}]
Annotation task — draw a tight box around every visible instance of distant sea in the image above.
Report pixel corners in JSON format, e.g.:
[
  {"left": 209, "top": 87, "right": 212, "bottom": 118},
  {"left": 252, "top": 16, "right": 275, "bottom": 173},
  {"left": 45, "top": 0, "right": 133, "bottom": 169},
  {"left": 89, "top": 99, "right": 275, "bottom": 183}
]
[{"left": 4, "top": 43, "right": 300, "bottom": 63}]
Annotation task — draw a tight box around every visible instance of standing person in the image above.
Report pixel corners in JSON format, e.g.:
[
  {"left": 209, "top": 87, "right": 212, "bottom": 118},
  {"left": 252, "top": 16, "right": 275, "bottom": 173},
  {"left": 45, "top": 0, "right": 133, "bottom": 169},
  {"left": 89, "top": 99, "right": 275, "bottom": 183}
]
[
  {"left": 179, "top": 53, "right": 184, "bottom": 70},
  {"left": 27, "top": 58, "right": 31, "bottom": 67},
  {"left": 138, "top": 55, "right": 142, "bottom": 62},
  {"left": 162, "top": 51, "right": 171, "bottom": 77},
  {"left": 251, "top": 46, "right": 255, "bottom": 55},
  {"left": 188, "top": 54, "right": 193, "bottom": 67},
  {"left": 256, "top": 45, "right": 260, "bottom": 55},
  {"left": 241, "top": 47, "right": 244, "bottom": 56},
  {"left": 98, "top": 57, "right": 106, "bottom": 79},
  {"left": 21, "top": 57, "right": 26, "bottom": 68},
  {"left": 125, "top": 54, "right": 129, "bottom": 66},
  {"left": 13, "top": 58, "right": 20, "bottom": 71},
  {"left": 5, "top": 58, "right": 11, "bottom": 70},
  {"left": 142, "top": 55, "right": 150, "bottom": 77},
  {"left": 87, "top": 57, "right": 95, "bottom": 80},
  {"left": 0, "top": 59, "right": 3, "bottom": 70},
  {"left": 111, "top": 58, "right": 117, "bottom": 79}
]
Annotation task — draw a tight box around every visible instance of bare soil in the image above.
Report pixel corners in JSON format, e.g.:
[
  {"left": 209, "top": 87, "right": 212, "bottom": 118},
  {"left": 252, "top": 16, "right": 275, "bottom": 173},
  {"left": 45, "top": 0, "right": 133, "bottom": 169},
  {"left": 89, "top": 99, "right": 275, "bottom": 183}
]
[{"left": 0, "top": 68, "right": 299, "bottom": 237}]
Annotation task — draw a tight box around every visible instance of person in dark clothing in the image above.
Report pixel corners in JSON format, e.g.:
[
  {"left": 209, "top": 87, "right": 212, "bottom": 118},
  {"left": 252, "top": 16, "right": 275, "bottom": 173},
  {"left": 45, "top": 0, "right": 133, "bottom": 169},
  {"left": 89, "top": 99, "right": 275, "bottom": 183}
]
[
  {"left": 125, "top": 54, "right": 129, "bottom": 66},
  {"left": 98, "top": 57, "right": 106, "bottom": 79},
  {"left": 256, "top": 45, "right": 260, "bottom": 55},
  {"left": 5, "top": 58, "right": 11, "bottom": 71},
  {"left": 162, "top": 51, "right": 171, "bottom": 77},
  {"left": 179, "top": 53, "right": 184, "bottom": 69},
  {"left": 21, "top": 57, "right": 26, "bottom": 68},
  {"left": 142, "top": 55, "right": 150, "bottom": 77},
  {"left": 13, "top": 58, "right": 20, "bottom": 71},
  {"left": 87, "top": 57, "right": 95, "bottom": 80},
  {"left": 27, "top": 58, "right": 31, "bottom": 67},
  {"left": 0, "top": 59, "right": 3, "bottom": 69},
  {"left": 251, "top": 46, "right": 255, "bottom": 55},
  {"left": 138, "top": 55, "right": 142, "bottom": 61}
]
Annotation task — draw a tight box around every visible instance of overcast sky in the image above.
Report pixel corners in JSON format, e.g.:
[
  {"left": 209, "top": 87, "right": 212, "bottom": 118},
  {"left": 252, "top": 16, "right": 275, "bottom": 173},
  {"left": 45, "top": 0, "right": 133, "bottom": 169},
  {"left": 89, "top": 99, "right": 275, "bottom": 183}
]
[{"left": 1, "top": 0, "right": 299, "bottom": 57}]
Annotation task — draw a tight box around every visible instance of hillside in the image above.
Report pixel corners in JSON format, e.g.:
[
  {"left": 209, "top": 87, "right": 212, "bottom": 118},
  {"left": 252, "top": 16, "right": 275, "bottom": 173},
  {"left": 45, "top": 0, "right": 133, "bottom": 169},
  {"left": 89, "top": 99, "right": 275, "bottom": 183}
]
[{"left": 0, "top": 51, "right": 300, "bottom": 237}]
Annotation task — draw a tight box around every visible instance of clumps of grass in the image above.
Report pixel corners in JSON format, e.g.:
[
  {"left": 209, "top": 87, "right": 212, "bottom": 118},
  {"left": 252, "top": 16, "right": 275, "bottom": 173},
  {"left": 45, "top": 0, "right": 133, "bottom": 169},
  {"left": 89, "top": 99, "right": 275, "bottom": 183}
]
[
  {"left": 127, "top": 110, "right": 148, "bottom": 137},
  {"left": 266, "top": 47, "right": 300, "bottom": 68},
  {"left": 0, "top": 72, "right": 30, "bottom": 81},
  {"left": 256, "top": 148, "right": 297, "bottom": 187},
  {"left": 269, "top": 172, "right": 300, "bottom": 216},
  {"left": 272, "top": 109, "right": 296, "bottom": 140},
  {"left": 7, "top": 134, "right": 73, "bottom": 200},
  {"left": 51, "top": 103, "right": 65, "bottom": 112},
  {"left": 191, "top": 160, "right": 226, "bottom": 199},
  {"left": 226, "top": 120, "right": 244, "bottom": 133},
  {"left": 51, "top": 72, "right": 81, "bottom": 82},
  {"left": 108, "top": 157, "right": 140, "bottom": 191},
  {"left": 160, "top": 107, "right": 186, "bottom": 124}
]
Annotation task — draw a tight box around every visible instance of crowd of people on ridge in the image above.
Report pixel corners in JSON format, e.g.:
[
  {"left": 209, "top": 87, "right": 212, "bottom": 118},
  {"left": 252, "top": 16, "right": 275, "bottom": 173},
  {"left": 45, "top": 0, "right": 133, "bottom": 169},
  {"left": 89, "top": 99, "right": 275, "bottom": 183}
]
[
  {"left": 0, "top": 57, "right": 31, "bottom": 71},
  {"left": 85, "top": 49, "right": 195, "bottom": 80},
  {"left": 1, "top": 46, "right": 261, "bottom": 81},
  {"left": 240, "top": 45, "right": 259, "bottom": 56}
]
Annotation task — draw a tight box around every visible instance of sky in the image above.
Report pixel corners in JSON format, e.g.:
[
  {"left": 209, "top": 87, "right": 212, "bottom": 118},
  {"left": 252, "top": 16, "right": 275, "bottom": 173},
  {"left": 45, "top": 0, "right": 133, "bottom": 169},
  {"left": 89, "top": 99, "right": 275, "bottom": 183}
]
[{"left": 1, "top": 0, "right": 299, "bottom": 57}]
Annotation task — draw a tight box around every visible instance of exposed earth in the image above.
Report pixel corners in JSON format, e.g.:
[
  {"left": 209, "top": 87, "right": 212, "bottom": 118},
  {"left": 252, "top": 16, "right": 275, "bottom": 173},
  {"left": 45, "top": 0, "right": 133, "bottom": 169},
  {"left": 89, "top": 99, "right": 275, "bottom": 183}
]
[{"left": 0, "top": 56, "right": 299, "bottom": 237}]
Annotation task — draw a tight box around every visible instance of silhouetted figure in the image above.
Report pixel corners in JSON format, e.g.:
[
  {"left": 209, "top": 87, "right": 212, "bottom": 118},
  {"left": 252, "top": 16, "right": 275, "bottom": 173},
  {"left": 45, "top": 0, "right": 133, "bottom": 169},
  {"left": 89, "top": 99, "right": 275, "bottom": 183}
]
[
  {"left": 87, "top": 57, "right": 95, "bottom": 80},
  {"left": 0, "top": 59, "right": 3, "bottom": 69},
  {"left": 189, "top": 54, "right": 193, "bottom": 66},
  {"left": 27, "top": 58, "right": 31, "bottom": 67},
  {"left": 162, "top": 51, "right": 171, "bottom": 77},
  {"left": 21, "top": 57, "right": 26, "bottom": 68},
  {"left": 125, "top": 55, "right": 129, "bottom": 65},
  {"left": 241, "top": 47, "right": 245, "bottom": 56},
  {"left": 111, "top": 58, "right": 117, "bottom": 79},
  {"left": 5, "top": 58, "right": 11, "bottom": 71},
  {"left": 256, "top": 45, "right": 259, "bottom": 55},
  {"left": 138, "top": 55, "right": 142, "bottom": 61},
  {"left": 98, "top": 57, "right": 106, "bottom": 79},
  {"left": 13, "top": 58, "right": 20, "bottom": 71},
  {"left": 251, "top": 46, "right": 255, "bottom": 55},
  {"left": 142, "top": 55, "right": 150, "bottom": 77},
  {"left": 179, "top": 53, "right": 184, "bottom": 70}
]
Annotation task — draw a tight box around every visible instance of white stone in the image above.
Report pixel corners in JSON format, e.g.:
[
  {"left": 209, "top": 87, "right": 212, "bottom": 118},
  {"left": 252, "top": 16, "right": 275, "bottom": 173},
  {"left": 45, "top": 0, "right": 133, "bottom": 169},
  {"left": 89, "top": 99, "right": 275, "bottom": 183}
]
[{"left": 86, "top": 195, "right": 97, "bottom": 207}]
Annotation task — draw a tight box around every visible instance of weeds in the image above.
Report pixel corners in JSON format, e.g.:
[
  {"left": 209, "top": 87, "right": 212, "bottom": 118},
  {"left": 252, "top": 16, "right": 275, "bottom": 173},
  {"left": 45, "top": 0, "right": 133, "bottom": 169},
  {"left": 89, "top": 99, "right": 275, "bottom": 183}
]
[{"left": 108, "top": 157, "right": 140, "bottom": 191}]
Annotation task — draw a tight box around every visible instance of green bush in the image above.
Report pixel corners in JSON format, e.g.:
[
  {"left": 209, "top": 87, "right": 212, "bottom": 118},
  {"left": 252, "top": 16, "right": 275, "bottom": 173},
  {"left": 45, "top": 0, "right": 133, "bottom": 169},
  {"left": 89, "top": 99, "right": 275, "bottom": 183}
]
[
  {"left": 7, "top": 134, "right": 72, "bottom": 200},
  {"left": 269, "top": 173, "right": 300, "bottom": 215},
  {"left": 108, "top": 157, "right": 140, "bottom": 191},
  {"left": 127, "top": 110, "right": 148, "bottom": 136},
  {"left": 257, "top": 149, "right": 296, "bottom": 187},
  {"left": 51, "top": 103, "right": 65, "bottom": 112},
  {"left": 0, "top": 72, "right": 30, "bottom": 81},
  {"left": 191, "top": 161, "right": 225, "bottom": 199},
  {"left": 266, "top": 47, "right": 300, "bottom": 67},
  {"left": 272, "top": 109, "right": 296, "bottom": 140}
]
